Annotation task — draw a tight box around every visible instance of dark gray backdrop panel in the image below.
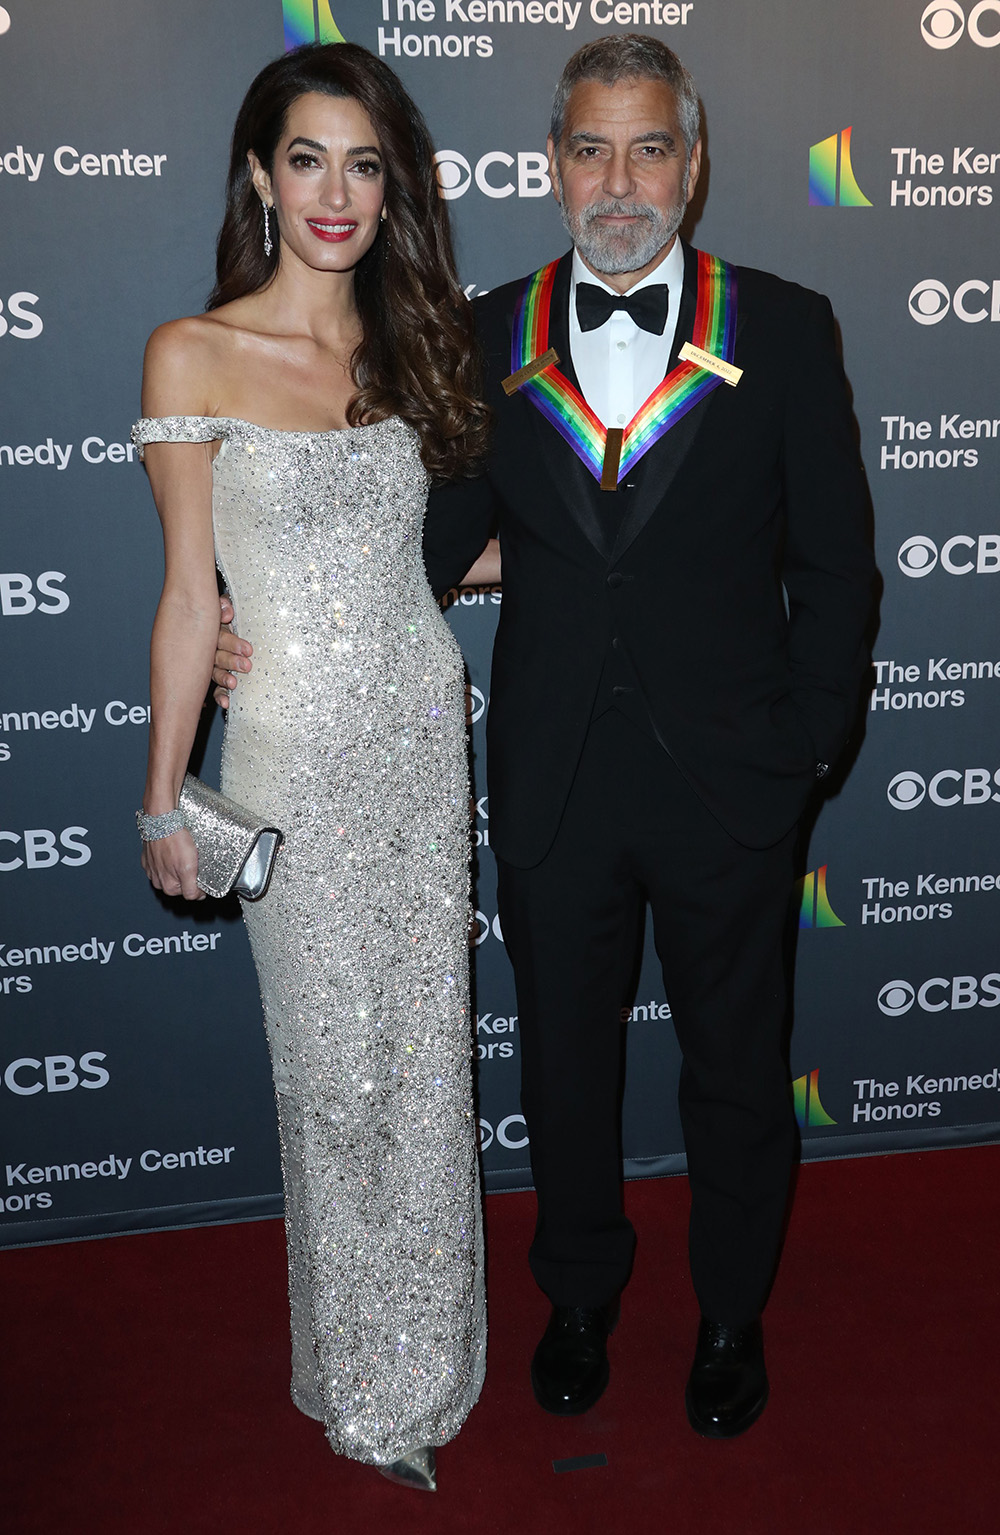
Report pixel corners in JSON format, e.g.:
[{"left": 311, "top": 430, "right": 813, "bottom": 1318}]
[{"left": 2, "top": 0, "right": 998, "bottom": 1244}]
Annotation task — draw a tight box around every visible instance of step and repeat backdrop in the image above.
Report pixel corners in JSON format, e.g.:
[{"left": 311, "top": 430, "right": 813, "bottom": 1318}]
[{"left": 1, "top": 0, "right": 998, "bottom": 1246}]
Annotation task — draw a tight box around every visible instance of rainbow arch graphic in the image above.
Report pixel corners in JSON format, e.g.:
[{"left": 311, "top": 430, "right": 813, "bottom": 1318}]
[
  {"left": 796, "top": 864, "right": 846, "bottom": 929},
  {"left": 282, "top": 0, "right": 346, "bottom": 50},
  {"left": 792, "top": 1070, "right": 837, "bottom": 1130},
  {"left": 809, "top": 127, "right": 872, "bottom": 208}
]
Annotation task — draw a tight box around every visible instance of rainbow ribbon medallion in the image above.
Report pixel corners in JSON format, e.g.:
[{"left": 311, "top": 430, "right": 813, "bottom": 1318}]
[{"left": 510, "top": 250, "right": 738, "bottom": 487}]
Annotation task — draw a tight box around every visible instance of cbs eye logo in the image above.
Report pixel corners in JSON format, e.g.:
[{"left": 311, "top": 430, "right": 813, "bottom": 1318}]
[
  {"left": 878, "top": 980, "right": 916, "bottom": 1016},
  {"left": 887, "top": 771, "right": 927, "bottom": 810},
  {"left": 921, "top": 1, "right": 1000, "bottom": 47},
  {"left": 908, "top": 279, "right": 951, "bottom": 325},
  {"left": 435, "top": 151, "right": 472, "bottom": 201},
  {"left": 897, "top": 536, "right": 938, "bottom": 576},
  {"left": 465, "top": 684, "right": 486, "bottom": 724}
]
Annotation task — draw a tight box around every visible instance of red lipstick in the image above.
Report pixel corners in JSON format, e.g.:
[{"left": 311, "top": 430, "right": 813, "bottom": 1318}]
[{"left": 306, "top": 218, "right": 358, "bottom": 243}]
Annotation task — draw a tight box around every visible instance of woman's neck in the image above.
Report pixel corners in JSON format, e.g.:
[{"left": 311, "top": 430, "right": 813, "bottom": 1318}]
[{"left": 254, "top": 257, "right": 362, "bottom": 346}]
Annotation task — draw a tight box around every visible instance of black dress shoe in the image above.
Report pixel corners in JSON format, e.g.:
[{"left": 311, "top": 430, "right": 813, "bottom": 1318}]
[
  {"left": 530, "top": 1304, "right": 616, "bottom": 1415},
  {"left": 685, "top": 1317, "right": 769, "bottom": 1438}
]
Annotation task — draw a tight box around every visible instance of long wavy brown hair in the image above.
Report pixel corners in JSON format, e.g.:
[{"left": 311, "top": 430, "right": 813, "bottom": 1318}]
[{"left": 208, "top": 43, "right": 488, "bottom": 481}]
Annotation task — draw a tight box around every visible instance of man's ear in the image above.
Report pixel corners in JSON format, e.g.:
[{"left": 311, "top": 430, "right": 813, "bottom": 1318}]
[
  {"left": 546, "top": 136, "right": 561, "bottom": 206},
  {"left": 685, "top": 137, "right": 703, "bottom": 201}
]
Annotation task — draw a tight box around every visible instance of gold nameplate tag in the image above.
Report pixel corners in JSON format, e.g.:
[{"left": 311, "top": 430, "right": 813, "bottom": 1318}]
[
  {"left": 678, "top": 342, "right": 743, "bottom": 387},
  {"left": 600, "top": 428, "right": 624, "bottom": 492},
  {"left": 502, "top": 347, "right": 560, "bottom": 396}
]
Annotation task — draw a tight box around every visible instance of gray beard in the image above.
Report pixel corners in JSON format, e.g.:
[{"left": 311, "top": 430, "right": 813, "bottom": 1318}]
[{"left": 557, "top": 177, "right": 688, "bottom": 278}]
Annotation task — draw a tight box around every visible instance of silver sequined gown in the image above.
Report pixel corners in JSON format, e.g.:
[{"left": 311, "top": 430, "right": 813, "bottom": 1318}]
[{"left": 133, "top": 415, "right": 486, "bottom": 1463}]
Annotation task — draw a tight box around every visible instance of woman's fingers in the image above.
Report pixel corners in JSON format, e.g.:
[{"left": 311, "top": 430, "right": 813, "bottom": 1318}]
[{"left": 140, "top": 829, "right": 204, "bottom": 900}]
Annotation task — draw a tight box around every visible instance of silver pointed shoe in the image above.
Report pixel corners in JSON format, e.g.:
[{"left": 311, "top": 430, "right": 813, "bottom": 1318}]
[{"left": 377, "top": 1446, "right": 437, "bottom": 1492}]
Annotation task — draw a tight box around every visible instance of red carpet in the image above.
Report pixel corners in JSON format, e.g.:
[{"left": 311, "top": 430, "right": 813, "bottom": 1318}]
[{"left": 3, "top": 1147, "right": 998, "bottom": 1535}]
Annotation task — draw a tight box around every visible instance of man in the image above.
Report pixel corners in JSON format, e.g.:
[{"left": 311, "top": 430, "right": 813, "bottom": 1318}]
[{"left": 217, "top": 35, "right": 874, "bottom": 1437}]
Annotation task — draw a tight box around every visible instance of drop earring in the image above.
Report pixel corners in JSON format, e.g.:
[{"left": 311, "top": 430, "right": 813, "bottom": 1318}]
[{"left": 262, "top": 201, "right": 273, "bottom": 258}]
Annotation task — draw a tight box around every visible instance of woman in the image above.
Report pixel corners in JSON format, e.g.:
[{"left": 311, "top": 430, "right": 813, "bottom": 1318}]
[{"left": 133, "top": 43, "right": 490, "bottom": 1491}]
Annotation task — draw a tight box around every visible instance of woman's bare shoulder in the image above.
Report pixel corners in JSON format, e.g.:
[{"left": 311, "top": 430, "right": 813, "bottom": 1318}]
[
  {"left": 141, "top": 314, "right": 242, "bottom": 417},
  {"left": 143, "top": 313, "right": 245, "bottom": 374}
]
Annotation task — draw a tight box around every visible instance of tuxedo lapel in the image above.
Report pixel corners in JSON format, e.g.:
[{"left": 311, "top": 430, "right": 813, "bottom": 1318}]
[
  {"left": 519, "top": 252, "right": 612, "bottom": 559},
  {"left": 609, "top": 242, "right": 733, "bottom": 564}
]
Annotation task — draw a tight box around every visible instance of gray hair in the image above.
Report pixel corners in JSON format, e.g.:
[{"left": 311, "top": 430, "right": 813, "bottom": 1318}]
[{"left": 549, "top": 34, "right": 701, "bottom": 155}]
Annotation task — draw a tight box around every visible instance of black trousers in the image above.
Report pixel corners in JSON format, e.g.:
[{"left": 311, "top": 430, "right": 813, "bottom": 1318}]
[{"left": 496, "top": 708, "right": 798, "bottom": 1325}]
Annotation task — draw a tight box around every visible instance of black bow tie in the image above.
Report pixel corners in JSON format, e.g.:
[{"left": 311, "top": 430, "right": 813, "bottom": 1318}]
[{"left": 576, "top": 281, "right": 669, "bottom": 335}]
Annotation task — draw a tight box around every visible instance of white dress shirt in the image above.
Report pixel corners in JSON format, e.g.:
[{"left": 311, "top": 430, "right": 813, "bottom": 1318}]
[{"left": 569, "top": 238, "right": 685, "bottom": 429}]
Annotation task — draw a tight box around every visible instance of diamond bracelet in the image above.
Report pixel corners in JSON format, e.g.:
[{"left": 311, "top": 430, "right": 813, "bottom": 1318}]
[{"left": 136, "top": 807, "right": 185, "bottom": 841}]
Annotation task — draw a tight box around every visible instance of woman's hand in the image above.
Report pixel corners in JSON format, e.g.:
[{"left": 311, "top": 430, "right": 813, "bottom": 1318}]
[
  {"left": 459, "top": 537, "right": 501, "bottom": 588},
  {"left": 213, "top": 593, "right": 254, "bottom": 709},
  {"left": 141, "top": 827, "right": 205, "bottom": 901}
]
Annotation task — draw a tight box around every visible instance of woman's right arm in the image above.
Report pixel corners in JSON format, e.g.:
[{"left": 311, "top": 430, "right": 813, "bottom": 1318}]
[{"left": 138, "top": 323, "right": 222, "bottom": 901}]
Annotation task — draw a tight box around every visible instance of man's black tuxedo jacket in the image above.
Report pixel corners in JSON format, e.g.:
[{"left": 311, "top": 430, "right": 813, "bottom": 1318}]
[{"left": 424, "top": 243, "right": 875, "bottom": 868}]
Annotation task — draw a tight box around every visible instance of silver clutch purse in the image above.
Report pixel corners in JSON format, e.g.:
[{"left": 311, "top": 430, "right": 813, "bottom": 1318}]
[{"left": 178, "top": 774, "right": 283, "bottom": 900}]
